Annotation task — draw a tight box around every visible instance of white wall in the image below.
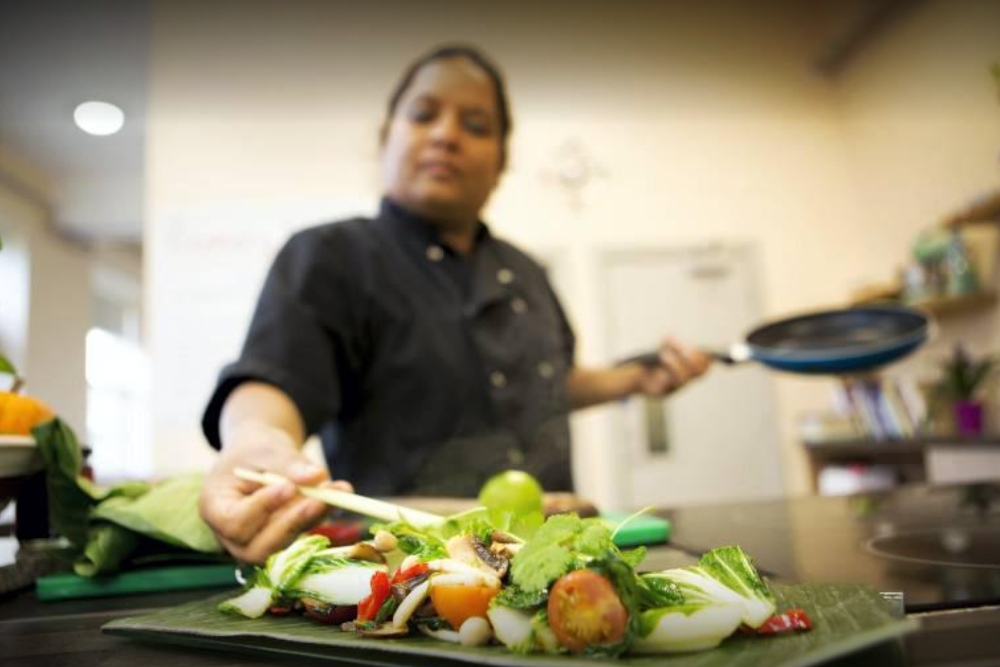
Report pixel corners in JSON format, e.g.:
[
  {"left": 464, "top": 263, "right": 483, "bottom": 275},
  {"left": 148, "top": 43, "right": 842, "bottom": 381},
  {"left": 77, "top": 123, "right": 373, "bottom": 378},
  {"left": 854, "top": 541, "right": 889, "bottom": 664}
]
[
  {"left": 837, "top": 0, "right": 1000, "bottom": 374},
  {"left": 0, "top": 148, "right": 91, "bottom": 434},
  {"left": 145, "top": 0, "right": 856, "bottom": 501},
  {"left": 144, "top": 0, "right": 1000, "bottom": 503}
]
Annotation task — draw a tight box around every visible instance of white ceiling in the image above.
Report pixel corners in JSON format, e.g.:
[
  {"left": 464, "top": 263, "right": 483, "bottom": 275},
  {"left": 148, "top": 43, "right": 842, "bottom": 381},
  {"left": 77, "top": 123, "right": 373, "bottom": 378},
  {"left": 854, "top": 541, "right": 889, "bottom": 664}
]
[{"left": 0, "top": 0, "right": 150, "bottom": 243}]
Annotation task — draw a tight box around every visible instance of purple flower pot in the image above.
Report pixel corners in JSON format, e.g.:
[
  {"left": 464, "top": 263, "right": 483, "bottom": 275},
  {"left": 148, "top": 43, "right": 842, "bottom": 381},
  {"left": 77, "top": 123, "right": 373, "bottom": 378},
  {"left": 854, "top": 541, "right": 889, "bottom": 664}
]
[{"left": 953, "top": 400, "right": 984, "bottom": 436}]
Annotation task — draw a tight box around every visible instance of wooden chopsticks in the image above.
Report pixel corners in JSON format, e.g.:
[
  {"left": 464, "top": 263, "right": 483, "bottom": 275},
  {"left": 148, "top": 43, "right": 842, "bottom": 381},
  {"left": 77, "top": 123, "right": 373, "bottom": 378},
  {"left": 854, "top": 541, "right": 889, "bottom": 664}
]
[{"left": 233, "top": 467, "right": 444, "bottom": 529}]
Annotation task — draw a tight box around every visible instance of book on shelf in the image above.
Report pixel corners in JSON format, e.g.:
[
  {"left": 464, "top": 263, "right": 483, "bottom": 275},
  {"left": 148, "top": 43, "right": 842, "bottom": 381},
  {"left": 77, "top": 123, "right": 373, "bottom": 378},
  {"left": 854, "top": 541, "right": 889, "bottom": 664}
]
[{"left": 829, "top": 376, "right": 927, "bottom": 441}]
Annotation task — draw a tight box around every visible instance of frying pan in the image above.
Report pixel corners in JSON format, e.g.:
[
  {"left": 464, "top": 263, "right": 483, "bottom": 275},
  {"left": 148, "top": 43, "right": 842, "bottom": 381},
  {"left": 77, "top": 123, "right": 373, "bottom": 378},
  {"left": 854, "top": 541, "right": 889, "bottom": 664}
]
[{"left": 624, "top": 306, "right": 932, "bottom": 375}]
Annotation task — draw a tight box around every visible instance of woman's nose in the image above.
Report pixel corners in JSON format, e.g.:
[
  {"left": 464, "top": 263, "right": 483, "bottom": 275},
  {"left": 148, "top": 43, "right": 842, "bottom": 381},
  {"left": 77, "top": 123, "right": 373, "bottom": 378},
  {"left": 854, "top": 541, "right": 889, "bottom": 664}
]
[{"left": 428, "top": 113, "right": 461, "bottom": 148}]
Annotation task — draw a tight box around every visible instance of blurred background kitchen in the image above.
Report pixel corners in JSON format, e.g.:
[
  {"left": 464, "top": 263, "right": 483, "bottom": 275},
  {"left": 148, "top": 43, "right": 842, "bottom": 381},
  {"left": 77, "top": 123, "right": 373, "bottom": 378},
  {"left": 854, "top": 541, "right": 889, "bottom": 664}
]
[{"left": 2, "top": 0, "right": 999, "bottom": 512}]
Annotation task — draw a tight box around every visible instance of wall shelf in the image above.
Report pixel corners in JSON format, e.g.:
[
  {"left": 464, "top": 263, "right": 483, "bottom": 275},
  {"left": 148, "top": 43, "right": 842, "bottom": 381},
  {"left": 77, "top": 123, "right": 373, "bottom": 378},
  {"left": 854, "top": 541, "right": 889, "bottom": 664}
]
[
  {"left": 803, "top": 436, "right": 1000, "bottom": 493},
  {"left": 848, "top": 290, "right": 997, "bottom": 319},
  {"left": 908, "top": 290, "right": 998, "bottom": 318},
  {"left": 943, "top": 189, "right": 1000, "bottom": 228}
]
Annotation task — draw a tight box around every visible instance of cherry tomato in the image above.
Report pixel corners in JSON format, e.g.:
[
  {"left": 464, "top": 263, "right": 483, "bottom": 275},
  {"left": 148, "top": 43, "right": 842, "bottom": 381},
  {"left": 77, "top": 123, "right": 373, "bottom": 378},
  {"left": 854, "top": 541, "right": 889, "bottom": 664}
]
[
  {"left": 547, "top": 570, "right": 628, "bottom": 654},
  {"left": 429, "top": 584, "right": 499, "bottom": 631}
]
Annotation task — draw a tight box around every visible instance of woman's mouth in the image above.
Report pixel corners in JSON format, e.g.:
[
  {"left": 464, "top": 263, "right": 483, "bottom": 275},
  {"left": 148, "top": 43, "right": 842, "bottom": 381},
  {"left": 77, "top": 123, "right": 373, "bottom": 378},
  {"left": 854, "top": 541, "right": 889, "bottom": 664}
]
[{"left": 419, "top": 160, "right": 460, "bottom": 178}]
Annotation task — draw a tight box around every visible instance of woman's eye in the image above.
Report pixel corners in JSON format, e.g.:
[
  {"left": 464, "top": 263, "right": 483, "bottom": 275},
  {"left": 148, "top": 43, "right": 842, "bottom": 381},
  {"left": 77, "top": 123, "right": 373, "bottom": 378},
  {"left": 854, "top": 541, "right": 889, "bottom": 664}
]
[
  {"left": 463, "top": 116, "right": 493, "bottom": 136},
  {"left": 407, "top": 106, "right": 435, "bottom": 123}
]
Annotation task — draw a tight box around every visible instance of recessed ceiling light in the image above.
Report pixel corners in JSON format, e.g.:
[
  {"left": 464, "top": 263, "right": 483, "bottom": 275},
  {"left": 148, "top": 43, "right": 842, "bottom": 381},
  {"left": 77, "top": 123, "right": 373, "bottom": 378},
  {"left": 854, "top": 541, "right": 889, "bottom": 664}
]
[{"left": 73, "top": 101, "right": 125, "bottom": 136}]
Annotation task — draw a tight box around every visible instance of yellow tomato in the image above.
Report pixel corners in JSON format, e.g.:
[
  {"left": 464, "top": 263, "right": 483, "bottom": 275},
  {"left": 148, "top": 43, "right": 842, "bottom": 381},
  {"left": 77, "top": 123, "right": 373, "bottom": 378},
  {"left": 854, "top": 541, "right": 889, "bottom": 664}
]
[{"left": 429, "top": 584, "right": 499, "bottom": 631}]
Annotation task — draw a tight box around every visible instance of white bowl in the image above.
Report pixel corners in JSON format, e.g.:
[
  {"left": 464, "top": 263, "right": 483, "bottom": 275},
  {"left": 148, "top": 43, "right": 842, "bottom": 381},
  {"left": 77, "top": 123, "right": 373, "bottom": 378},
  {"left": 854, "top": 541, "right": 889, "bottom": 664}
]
[{"left": 0, "top": 436, "right": 43, "bottom": 478}]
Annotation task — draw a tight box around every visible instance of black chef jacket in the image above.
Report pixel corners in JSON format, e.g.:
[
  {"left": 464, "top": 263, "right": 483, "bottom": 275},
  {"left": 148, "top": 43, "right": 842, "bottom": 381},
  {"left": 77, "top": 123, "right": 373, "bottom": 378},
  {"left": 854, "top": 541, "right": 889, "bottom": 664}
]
[{"left": 202, "top": 198, "right": 577, "bottom": 497}]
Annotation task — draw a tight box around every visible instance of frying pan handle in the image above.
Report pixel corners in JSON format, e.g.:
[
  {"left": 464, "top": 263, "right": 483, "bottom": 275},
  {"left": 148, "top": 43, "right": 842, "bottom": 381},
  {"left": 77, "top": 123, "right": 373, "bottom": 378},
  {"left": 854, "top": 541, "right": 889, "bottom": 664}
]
[
  {"left": 617, "top": 346, "right": 747, "bottom": 367},
  {"left": 616, "top": 352, "right": 664, "bottom": 367}
]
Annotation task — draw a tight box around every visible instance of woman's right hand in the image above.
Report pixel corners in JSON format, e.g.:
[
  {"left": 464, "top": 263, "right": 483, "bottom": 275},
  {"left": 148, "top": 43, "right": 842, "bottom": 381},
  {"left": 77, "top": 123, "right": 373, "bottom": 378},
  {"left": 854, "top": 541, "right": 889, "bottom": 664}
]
[{"left": 198, "top": 421, "right": 350, "bottom": 564}]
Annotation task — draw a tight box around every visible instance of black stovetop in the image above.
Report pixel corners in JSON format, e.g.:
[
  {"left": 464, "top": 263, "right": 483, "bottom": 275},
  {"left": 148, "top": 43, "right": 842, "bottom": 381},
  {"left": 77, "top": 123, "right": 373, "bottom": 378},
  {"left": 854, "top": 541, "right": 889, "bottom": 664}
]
[{"left": 663, "top": 481, "right": 1000, "bottom": 612}]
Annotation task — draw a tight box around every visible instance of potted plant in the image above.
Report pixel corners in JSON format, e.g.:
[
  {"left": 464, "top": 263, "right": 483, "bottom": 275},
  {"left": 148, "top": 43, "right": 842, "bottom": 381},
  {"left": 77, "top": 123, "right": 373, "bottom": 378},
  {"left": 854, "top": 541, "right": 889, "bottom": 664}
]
[{"left": 936, "top": 344, "right": 995, "bottom": 436}]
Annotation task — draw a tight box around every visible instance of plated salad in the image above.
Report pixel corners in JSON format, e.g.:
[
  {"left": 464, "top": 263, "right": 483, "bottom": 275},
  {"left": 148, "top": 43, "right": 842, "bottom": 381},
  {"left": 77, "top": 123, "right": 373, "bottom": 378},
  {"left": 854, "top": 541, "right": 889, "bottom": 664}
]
[{"left": 219, "top": 508, "right": 812, "bottom": 657}]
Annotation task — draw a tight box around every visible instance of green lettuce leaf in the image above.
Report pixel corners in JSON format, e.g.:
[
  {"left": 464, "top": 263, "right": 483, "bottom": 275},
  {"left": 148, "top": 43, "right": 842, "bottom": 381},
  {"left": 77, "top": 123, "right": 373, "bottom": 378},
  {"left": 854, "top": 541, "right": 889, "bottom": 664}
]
[
  {"left": 371, "top": 504, "right": 539, "bottom": 563},
  {"left": 369, "top": 521, "right": 448, "bottom": 560},
  {"left": 492, "top": 584, "right": 548, "bottom": 610},
  {"left": 638, "top": 571, "right": 686, "bottom": 609},
  {"left": 583, "top": 554, "right": 645, "bottom": 657},
  {"left": 509, "top": 514, "right": 626, "bottom": 594}
]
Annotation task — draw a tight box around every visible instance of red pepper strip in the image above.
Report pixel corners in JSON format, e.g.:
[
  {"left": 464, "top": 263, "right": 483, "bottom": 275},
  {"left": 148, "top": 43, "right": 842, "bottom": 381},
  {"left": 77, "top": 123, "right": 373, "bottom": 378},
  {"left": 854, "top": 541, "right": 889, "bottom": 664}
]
[
  {"left": 268, "top": 606, "right": 292, "bottom": 615},
  {"left": 357, "top": 570, "right": 392, "bottom": 622},
  {"left": 391, "top": 562, "right": 429, "bottom": 585},
  {"left": 754, "top": 608, "right": 813, "bottom": 634},
  {"left": 307, "top": 522, "right": 363, "bottom": 546}
]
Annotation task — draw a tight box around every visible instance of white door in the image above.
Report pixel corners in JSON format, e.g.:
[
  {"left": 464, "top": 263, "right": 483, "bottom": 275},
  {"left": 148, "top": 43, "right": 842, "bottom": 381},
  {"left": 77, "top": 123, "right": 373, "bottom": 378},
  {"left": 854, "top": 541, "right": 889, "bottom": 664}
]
[{"left": 601, "top": 244, "right": 784, "bottom": 507}]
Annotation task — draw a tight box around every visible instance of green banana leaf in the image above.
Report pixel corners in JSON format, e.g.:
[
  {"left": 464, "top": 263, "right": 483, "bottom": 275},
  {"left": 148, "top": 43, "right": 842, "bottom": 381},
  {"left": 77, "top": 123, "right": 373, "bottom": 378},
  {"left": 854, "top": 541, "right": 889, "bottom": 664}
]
[
  {"left": 103, "top": 582, "right": 918, "bottom": 667},
  {"left": 75, "top": 521, "right": 142, "bottom": 577},
  {"left": 90, "top": 474, "right": 222, "bottom": 553},
  {"left": 32, "top": 418, "right": 223, "bottom": 576},
  {"left": 33, "top": 419, "right": 143, "bottom": 548}
]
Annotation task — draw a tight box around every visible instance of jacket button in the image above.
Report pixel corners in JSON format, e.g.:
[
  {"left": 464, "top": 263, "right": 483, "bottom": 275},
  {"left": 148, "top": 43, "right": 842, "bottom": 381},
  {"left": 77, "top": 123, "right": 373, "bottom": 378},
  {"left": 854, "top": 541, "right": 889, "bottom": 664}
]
[
  {"left": 497, "top": 268, "right": 514, "bottom": 284},
  {"left": 511, "top": 297, "right": 527, "bottom": 314},
  {"left": 426, "top": 245, "right": 445, "bottom": 261},
  {"left": 537, "top": 361, "right": 554, "bottom": 379},
  {"left": 490, "top": 371, "right": 507, "bottom": 388}
]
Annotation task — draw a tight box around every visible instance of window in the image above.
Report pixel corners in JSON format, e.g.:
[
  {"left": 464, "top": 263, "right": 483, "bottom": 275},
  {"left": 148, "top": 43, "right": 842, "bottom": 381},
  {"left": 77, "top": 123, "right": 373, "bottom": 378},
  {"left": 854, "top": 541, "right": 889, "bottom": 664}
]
[
  {"left": 85, "top": 267, "right": 150, "bottom": 482},
  {"left": 0, "top": 227, "right": 30, "bottom": 378}
]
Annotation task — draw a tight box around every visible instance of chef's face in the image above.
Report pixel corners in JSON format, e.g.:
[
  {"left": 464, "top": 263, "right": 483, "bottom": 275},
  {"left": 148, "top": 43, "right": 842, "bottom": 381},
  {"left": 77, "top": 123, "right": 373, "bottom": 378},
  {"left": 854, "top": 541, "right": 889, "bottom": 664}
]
[{"left": 380, "top": 56, "right": 504, "bottom": 228}]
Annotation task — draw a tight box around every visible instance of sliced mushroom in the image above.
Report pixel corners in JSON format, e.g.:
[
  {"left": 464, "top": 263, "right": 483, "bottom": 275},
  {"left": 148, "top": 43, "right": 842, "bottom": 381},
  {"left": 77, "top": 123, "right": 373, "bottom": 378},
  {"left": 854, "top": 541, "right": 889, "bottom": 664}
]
[
  {"left": 357, "top": 623, "right": 411, "bottom": 638},
  {"left": 458, "top": 616, "right": 493, "bottom": 647},
  {"left": 372, "top": 530, "right": 398, "bottom": 553},
  {"left": 490, "top": 541, "right": 523, "bottom": 559},
  {"left": 488, "top": 530, "right": 524, "bottom": 559},
  {"left": 412, "top": 598, "right": 437, "bottom": 618},
  {"left": 391, "top": 571, "right": 431, "bottom": 605},
  {"left": 490, "top": 530, "right": 522, "bottom": 544},
  {"left": 321, "top": 542, "right": 386, "bottom": 564},
  {"left": 445, "top": 535, "right": 490, "bottom": 570},
  {"left": 300, "top": 597, "right": 357, "bottom": 625},
  {"left": 427, "top": 557, "right": 492, "bottom": 576},
  {"left": 417, "top": 624, "right": 461, "bottom": 643},
  {"left": 399, "top": 554, "right": 421, "bottom": 572},
  {"left": 445, "top": 534, "right": 511, "bottom": 577},
  {"left": 473, "top": 537, "right": 509, "bottom": 578},
  {"left": 392, "top": 579, "right": 431, "bottom": 627},
  {"left": 429, "top": 571, "right": 501, "bottom": 590}
]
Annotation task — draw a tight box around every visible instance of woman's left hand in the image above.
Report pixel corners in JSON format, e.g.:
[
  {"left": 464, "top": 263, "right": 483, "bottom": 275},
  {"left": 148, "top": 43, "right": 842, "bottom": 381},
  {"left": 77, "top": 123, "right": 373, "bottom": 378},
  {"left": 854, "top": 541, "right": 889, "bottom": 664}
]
[{"left": 633, "top": 337, "right": 712, "bottom": 396}]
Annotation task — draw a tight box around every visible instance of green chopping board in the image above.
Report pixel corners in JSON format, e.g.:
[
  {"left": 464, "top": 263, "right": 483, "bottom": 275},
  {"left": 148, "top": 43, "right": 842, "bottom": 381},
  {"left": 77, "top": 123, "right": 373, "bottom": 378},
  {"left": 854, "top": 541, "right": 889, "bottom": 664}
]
[
  {"left": 602, "top": 512, "right": 671, "bottom": 547},
  {"left": 34, "top": 513, "right": 666, "bottom": 602},
  {"left": 36, "top": 563, "right": 237, "bottom": 602}
]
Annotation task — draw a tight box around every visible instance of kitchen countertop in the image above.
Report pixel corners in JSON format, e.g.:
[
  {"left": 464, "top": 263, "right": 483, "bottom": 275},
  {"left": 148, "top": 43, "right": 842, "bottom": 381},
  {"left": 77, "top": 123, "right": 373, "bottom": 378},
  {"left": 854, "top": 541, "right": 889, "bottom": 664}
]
[
  {"left": 2, "top": 485, "right": 999, "bottom": 666},
  {"left": 656, "top": 481, "right": 1000, "bottom": 666},
  {"left": 661, "top": 482, "right": 1000, "bottom": 613}
]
